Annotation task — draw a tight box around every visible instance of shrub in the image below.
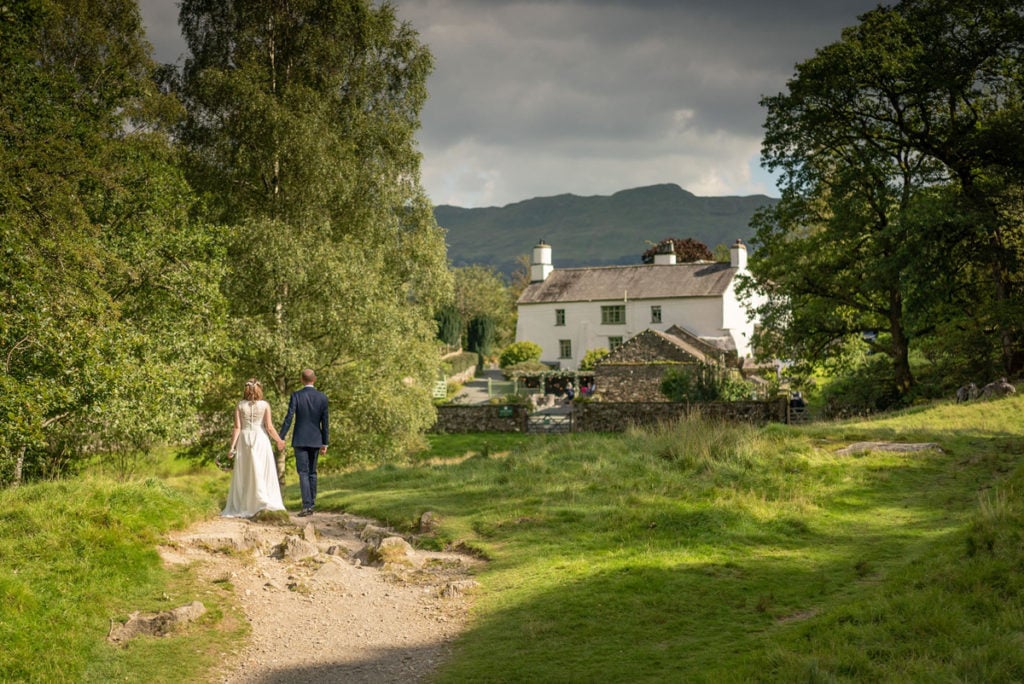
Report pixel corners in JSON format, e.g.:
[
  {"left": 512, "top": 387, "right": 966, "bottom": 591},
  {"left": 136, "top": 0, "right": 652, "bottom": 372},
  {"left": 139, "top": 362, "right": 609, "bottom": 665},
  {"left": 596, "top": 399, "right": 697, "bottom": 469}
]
[
  {"left": 661, "top": 363, "right": 751, "bottom": 402},
  {"left": 445, "top": 352, "right": 478, "bottom": 378},
  {"left": 579, "top": 347, "right": 610, "bottom": 371},
  {"left": 821, "top": 354, "right": 902, "bottom": 417},
  {"left": 499, "top": 341, "right": 542, "bottom": 368}
]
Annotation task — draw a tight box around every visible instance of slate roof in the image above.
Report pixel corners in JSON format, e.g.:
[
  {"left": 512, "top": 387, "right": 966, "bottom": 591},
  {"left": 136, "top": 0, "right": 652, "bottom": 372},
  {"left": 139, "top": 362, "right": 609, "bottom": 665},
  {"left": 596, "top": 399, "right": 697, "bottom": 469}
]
[{"left": 517, "top": 262, "right": 737, "bottom": 304}]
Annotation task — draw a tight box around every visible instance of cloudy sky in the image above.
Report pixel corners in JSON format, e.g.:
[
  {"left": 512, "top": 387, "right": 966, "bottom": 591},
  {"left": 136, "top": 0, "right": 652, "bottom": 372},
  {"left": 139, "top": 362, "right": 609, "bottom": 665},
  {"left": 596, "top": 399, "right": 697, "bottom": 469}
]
[{"left": 139, "top": 0, "right": 881, "bottom": 208}]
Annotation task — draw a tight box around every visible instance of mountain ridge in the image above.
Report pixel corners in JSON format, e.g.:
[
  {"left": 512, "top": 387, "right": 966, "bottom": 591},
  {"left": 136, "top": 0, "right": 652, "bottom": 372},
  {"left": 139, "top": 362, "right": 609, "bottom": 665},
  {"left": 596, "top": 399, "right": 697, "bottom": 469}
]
[{"left": 435, "top": 183, "right": 777, "bottom": 277}]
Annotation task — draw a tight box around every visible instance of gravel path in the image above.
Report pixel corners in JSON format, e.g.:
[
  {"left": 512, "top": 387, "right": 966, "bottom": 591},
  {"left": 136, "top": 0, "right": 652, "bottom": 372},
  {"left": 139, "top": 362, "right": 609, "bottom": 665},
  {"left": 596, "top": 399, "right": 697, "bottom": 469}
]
[{"left": 159, "top": 511, "right": 479, "bottom": 683}]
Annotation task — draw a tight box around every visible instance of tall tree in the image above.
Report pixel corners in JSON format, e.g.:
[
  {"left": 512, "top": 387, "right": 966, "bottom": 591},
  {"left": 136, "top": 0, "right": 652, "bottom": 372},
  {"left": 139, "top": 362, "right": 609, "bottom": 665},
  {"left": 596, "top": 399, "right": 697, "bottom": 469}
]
[
  {"left": 178, "top": 0, "right": 452, "bottom": 462},
  {"left": 452, "top": 265, "right": 516, "bottom": 349},
  {"left": 747, "top": 0, "right": 1024, "bottom": 400},
  {"left": 0, "top": 0, "right": 226, "bottom": 484},
  {"left": 466, "top": 315, "right": 496, "bottom": 357},
  {"left": 434, "top": 305, "right": 463, "bottom": 350},
  {"left": 641, "top": 238, "right": 714, "bottom": 264}
]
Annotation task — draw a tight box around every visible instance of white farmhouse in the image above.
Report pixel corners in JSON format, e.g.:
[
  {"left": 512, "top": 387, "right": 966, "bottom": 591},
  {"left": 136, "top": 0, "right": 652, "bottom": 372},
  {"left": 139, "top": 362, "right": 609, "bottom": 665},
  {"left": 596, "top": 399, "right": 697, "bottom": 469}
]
[{"left": 515, "top": 239, "right": 759, "bottom": 371}]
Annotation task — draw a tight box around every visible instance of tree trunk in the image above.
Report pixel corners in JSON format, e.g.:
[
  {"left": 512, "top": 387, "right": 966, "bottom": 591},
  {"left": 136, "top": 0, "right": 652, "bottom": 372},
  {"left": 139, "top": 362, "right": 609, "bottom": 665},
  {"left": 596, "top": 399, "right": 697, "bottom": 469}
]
[
  {"left": 890, "top": 289, "right": 914, "bottom": 394},
  {"left": 12, "top": 445, "right": 26, "bottom": 487}
]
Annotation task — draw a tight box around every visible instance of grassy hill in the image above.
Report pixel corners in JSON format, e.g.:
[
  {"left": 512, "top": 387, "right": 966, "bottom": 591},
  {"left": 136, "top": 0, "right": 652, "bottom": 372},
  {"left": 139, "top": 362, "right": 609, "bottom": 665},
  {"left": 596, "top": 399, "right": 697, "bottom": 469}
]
[
  {"left": 435, "top": 183, "right": 777, "bottom": 276},
  {"left": 4, "top": 396, "right": 1023, "bottom": 681}
]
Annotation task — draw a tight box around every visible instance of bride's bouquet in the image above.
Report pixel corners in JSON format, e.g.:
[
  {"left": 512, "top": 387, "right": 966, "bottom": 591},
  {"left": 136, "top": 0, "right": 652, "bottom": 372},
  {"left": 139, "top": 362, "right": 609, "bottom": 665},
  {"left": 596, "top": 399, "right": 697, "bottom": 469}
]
[{"left": 215, "top": 450, "right": 235, "bottom": 472}]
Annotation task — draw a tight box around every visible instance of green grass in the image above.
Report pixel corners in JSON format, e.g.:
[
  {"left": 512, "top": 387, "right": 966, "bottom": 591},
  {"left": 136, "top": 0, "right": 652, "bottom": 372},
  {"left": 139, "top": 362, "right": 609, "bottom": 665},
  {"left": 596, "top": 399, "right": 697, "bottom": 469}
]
[
  {"left": 3, "top": 396, "right": 1024, "bottom": 682},
  {"left": 318, "top": 400, "right": 1024, "bottom": 682},
  {"left": 0, "top": 472, "right": 241, "bottom": 683}
]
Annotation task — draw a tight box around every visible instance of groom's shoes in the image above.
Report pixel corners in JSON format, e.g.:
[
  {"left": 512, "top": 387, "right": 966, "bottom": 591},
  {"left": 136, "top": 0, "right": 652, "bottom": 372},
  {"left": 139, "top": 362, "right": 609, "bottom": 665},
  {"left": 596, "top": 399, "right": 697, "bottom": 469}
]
[{"left": 297, "top": 507, "right": 314, "bottom": 517}]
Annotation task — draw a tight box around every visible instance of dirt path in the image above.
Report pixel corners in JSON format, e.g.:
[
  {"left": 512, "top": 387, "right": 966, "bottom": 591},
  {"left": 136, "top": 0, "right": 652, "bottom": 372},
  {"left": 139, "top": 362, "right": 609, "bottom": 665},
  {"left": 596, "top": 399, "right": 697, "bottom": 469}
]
[{"left": 159, "top": 511, "right": 480, "bottom": 683}]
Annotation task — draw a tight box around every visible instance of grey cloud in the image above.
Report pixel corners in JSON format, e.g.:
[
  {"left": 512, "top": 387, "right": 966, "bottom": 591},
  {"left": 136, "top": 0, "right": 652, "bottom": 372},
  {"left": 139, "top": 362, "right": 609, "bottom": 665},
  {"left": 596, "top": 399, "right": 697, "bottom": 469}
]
[{"left": 139, "top": 0, "right": 882, "bottom": 206}]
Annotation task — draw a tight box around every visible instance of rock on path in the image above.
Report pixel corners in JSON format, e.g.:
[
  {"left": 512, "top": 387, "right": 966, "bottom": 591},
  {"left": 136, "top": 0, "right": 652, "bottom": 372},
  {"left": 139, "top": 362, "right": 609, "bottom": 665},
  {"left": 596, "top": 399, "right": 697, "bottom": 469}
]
[{"left": 159, "top": 511, "right": 480, "bottom": 683}]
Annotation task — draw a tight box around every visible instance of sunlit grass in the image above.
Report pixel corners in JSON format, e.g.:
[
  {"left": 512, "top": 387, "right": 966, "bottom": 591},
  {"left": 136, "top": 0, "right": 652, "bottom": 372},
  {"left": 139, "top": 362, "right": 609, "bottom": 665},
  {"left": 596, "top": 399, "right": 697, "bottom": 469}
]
[{"left": 0, "top": 475, "right": 239, "bottom": 683}]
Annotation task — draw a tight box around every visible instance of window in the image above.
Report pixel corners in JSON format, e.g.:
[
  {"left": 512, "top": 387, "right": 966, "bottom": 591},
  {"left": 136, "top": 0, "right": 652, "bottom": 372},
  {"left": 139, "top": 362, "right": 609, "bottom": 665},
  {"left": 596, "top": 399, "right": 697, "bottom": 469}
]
[
  {"left": 601, "top": 304, "right": 626, "bottom": 325},
  {"left": 608, "top": 336, "right": 623, "bottom": 351},
  {"left": 559, "top": 339, "right": 572, "bottom": 359},
  {"left": 555, "top": 308, "right": 565, "bottom": 326},
  {"left": 651, "top": 305, "right": 662, "bottom": 324}
]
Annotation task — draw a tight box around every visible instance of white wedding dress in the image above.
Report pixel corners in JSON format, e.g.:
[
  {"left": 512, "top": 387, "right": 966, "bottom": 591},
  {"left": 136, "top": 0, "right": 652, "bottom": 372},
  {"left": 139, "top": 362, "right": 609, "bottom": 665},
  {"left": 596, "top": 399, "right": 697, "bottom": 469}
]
[{"left": 221, "top": 400, "right": 286, "bottom": 517}]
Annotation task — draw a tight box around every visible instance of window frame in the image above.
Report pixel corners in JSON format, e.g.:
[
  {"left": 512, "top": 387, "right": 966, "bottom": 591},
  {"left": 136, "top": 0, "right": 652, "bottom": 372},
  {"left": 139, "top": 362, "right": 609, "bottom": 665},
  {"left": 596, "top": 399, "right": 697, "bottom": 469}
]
[
  {"left": 555, "top": 308, "right": 565, "bottom": 326},
  {"left": 601, "top": 304, "right": 626, "bottom": 325},
  {"left": 558, "top": 339, "right": 572, "bottom": 359},
  {"left": 650, "top": 305, "right": 662, "bottom": 324}
]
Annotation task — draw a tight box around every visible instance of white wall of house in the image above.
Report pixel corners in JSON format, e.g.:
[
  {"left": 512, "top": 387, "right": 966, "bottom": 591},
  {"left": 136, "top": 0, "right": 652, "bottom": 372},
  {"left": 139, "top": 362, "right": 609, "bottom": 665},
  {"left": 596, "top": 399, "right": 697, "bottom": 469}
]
[
  {"left": 516, "top": 296, "right": 732, "bottom": 371},
  {"left": 721, "top": 278, "right": 759, "bottom": 359},
  {"left": 515, "top": 239, "right": 762, "bottom": 370}
]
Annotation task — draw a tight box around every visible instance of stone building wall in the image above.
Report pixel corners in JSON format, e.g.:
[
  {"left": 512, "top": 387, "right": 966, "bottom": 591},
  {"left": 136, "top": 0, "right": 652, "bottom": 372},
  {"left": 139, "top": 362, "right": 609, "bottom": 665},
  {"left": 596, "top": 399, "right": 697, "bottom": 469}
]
[
  {"left": 595, "top": 363, "right": 689, "bottom": 402},
  {"left": 606, "top": 333, "right": 697, "bottom": 363}
]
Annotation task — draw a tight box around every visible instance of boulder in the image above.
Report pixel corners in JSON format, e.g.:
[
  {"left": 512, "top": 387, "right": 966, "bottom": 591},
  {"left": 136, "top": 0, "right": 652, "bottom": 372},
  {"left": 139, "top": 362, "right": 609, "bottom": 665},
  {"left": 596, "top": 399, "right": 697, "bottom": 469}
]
[
  {"left": 272, "top": 534, "right": 319, "bottom": 561},
  {"left": 980, "top": 378, "right": 1016, "bottom": 400},
  {"left": 955, "top": 382, "right": 979, "bottom": 403},
  {"left": 108, "top": 601, "right": 206, "bottom": 644}
]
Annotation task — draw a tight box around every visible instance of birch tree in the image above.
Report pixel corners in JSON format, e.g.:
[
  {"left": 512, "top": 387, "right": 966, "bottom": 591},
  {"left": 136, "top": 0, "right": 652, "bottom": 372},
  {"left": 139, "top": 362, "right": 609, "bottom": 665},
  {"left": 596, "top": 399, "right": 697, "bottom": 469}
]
[{"left": 178, "top": 0, "right": 452, "bottom": 461}]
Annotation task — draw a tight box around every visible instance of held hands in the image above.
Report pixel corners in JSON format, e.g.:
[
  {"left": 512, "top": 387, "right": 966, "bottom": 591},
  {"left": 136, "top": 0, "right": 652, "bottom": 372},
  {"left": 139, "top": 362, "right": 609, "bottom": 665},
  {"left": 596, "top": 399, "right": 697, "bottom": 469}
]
[{"left": 276, "top": 439, "right": 286, "bottom": 451}]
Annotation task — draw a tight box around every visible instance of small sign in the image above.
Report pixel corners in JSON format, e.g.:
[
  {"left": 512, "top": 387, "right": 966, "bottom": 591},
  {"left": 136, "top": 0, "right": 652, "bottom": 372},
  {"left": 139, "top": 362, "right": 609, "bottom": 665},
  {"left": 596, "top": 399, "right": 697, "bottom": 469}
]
[{"left": 498, "top": 405, "right": 514, "bottom": 417}]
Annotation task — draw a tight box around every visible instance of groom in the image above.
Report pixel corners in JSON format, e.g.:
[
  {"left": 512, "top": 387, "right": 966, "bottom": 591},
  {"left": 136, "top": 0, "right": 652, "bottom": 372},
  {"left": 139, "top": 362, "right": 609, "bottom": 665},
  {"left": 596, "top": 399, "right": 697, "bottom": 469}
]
[{"left": 278, "top": 368, "right": 329, "bottom": 517}]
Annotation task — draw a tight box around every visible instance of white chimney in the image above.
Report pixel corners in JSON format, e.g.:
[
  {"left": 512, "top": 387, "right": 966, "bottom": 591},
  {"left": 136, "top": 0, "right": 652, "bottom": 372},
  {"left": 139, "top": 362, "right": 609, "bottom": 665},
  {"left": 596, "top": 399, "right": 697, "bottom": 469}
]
[
  {"left": 730, "top": 239, "right": 747, "bottom": 269},
  {"left": 530, "top": 240, "right": 553, "bottom": 282},
  {"left": 653, "top": 240, "right": 676, "bottom": 265}
]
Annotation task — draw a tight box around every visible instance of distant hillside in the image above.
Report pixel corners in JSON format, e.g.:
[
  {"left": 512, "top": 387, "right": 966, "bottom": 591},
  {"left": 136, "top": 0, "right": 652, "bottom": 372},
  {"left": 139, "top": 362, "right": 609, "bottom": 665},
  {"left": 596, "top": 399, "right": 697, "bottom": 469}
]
[{"left": 434, "top": 183, "right": 777, "bottom": 277}]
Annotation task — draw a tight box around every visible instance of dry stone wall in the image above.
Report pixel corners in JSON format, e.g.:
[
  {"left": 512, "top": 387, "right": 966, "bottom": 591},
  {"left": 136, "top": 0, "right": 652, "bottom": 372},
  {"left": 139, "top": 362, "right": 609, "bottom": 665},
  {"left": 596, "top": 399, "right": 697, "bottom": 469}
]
[
  {"left": 430, "top": 400, "right": 787, "bottom": 433},
  {"left": 574, "top": 398, "right": 787, "bottom": 432},
  {"left": 431, "top": 405, "right": 528, "bottom": 433}
]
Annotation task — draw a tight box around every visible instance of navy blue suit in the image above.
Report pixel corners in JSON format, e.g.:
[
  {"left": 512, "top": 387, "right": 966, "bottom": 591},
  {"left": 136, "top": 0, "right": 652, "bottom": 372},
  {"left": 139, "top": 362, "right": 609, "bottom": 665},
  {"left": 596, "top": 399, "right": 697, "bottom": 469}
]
[{"left": 279, "top": 385, "right": 329, "bottom": 510}]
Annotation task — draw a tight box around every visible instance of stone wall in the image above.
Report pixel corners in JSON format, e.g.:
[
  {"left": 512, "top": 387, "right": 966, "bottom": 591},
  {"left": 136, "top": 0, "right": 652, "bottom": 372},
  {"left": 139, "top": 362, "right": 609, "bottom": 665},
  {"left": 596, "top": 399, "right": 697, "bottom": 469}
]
[
  {"left": 431, "top": 399, "right": 787, "bottom": 434},
  {"left": 431, "top": 405, "right": 528, "bottom": 433},
  {"left": 574, "top": 398, "right": 787, "bottom": 432},
  {"left": 595, "top": 363, "right": 686, "bottom": 402},
  {"left": 447, "top": 365, "right": 476, "bottom": 385}
]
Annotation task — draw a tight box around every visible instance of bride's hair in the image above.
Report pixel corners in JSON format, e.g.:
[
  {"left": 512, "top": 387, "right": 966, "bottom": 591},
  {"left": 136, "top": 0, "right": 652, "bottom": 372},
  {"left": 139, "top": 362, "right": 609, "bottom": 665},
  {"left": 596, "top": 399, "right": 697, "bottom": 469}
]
[{"left": 243, "top": 378, "right": 264, "bottom": 401}]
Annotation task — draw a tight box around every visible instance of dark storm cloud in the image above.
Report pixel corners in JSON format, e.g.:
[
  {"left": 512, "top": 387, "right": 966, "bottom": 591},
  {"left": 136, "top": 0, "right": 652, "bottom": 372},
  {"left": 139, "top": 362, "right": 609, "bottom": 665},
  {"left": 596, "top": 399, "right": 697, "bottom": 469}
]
[{"left": 138, "top": 0, "right": 883, "bottom": 206}]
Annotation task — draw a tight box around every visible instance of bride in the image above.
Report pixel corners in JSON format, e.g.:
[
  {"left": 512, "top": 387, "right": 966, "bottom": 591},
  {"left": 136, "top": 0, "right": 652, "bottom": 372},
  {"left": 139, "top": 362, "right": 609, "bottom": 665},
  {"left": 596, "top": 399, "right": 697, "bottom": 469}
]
[{"left": 222, "top": 378, "right": 288, "bottom": 517}]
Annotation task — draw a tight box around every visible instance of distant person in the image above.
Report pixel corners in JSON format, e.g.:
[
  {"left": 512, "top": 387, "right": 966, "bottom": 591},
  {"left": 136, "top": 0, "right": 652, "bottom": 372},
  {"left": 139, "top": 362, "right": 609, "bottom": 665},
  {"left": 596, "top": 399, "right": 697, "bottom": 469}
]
[
  {"left": 790, "top": 391, "right": 806, "bottom": 409},
  {"left": 565, "top": 382, "right": 575, "bottom": 402},
  {"left": 279, "top": 368, "right": 329, "bottom": 517},
  {"left": 222, "top": 378, "right": 287, "bottom": 518}
]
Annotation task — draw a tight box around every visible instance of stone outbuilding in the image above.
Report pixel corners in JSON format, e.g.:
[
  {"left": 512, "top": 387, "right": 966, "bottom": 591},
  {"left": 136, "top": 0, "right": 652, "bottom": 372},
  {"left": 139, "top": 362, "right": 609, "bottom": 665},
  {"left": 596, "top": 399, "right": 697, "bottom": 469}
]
[{"left": 593, "top": 324, "right": 737, "bottom": 402}]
